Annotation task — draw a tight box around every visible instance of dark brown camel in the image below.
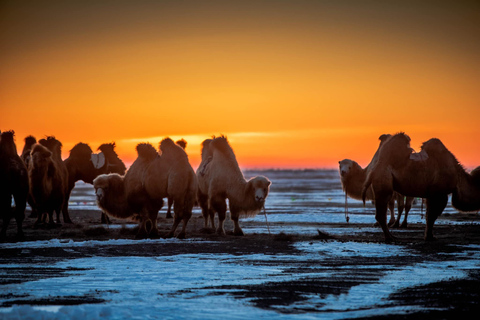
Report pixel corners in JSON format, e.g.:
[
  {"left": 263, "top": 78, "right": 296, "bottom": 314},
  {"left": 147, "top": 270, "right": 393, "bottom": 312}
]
[
  {"left": 0, "top": 131, "right": 29, "bottom": 240},
  {"left": 63, "top": 142, "right": 126, "bottom": 223},
  {"left": 165, "top": 139, "right": 188, "bottom": 219},
  {"left": 21, "top": 135, "right": 38, "bottom": 218},
  {"left": 363, "top": 133, "right": 480, "bottom": 242},
  {"left": 37, "top": 136, "right": 69, "bottom": 224},
  {"left": 339, "top": 134, "right": 414, "bottom": 228}
]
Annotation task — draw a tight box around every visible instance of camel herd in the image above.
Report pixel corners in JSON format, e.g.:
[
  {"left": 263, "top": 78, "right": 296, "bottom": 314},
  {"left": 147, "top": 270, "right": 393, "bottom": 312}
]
[{"left": 1, "top": 130, "right": 479, "bottom": 243}]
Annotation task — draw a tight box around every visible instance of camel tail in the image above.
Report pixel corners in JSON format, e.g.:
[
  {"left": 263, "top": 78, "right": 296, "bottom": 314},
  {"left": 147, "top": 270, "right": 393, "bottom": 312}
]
[{"left": 361, "top": 171, "right": 374, "bottom": 207}]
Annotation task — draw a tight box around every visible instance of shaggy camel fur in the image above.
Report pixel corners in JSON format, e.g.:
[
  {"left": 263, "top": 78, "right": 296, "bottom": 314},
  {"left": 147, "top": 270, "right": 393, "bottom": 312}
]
[
  {"left": 21, "top": 135, "right": 37, "bottom": 167},
  {"left": 94, "top": 138, "right": 197, "bottom": 239},
  {"left": 29, "top": 143, "right": 67, "bottom": 227},
  {"left": 165, "top": 139, "right": 188, "bottom": 219},
  {"left": 362, "top": 133, "right": 480, "bottom": 242},
  {"left": 339, "top": 134, "right": 414, "bottom": 228},
  {"left": 21, "top": 135, "right": 38, "bottom": 218},
  {"left": 0, "top": 131, "right": 29, "bottom": 240},
  {"left": 38, "top": 137, "right": 70, "bottom": 224},
  {"left": 63, "top": 142, "right": 126, "bottom": 223},
  {"left": 197, "top": 136, "right": 271, "bottom": 236}
]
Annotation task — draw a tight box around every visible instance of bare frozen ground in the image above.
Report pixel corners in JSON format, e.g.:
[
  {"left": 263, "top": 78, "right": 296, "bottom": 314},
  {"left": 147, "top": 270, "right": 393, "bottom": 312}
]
[{"left": 1, "top": 171, "right": 480, "bottom": 319}]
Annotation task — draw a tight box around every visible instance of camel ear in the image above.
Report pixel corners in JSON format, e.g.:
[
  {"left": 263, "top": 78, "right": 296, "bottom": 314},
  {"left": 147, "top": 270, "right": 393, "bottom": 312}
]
[
  {"left": 246, "top": 180, "right": 254, "bottom": 195},
  {"left": 266, "top": 180, "right": 271, "bottom": 187}
]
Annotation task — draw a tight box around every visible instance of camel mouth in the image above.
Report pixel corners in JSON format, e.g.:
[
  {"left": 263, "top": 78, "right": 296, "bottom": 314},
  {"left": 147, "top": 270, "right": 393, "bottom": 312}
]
[{"left": 255, "top": 196, "right": 265, "bottom": 203}]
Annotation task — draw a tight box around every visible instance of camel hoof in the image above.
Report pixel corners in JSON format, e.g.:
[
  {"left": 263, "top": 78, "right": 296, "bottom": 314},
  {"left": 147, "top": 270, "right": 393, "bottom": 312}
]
[
  {"left": 425, "top": 235, "right": 437, "bottom": 242},
  {"left": 164, "top": 232, "right": 174, "bottom": 239},
  {"left": 135, "top": 233, "right": 148, "bottom": 240},
  {"left": 400, "top": 222, "right": 408, "bottom": 228},
  {"left": 148, "top": 231, "right": 160, "bottom": 239},
  {"left": 200, "top": 227, "right": 215, "bottom": 234},
  {"left": 233, "top": 230, "right": 245, "bottom": 236},
  {"left": 216, "top": 228, "right": 226, "bottom": 236},
  {"left": 177, "top": 232, "right": 186, "bottom": 239},
  {"left": 166, "top": 214, "right": 173, "bottom": 219}
]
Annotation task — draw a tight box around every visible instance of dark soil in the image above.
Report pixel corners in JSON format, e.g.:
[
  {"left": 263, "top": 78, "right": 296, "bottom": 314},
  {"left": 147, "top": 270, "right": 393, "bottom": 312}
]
[{"left": 1, "top": 209, "right": 480, "bottom": 318}]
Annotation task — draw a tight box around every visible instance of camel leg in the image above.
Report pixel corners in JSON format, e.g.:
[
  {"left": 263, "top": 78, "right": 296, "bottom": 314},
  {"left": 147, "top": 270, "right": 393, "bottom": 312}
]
[
  {"left": 424, "top": 195, "right": 448, "bottom": 241},
  {"left": 166, "top": 197, "right": 173, "bottom": 219},
  {"left": 135, "top": 218, "right": 149, "bottom": 239},
  {"left": 0, "top": 195, "right": 12, "bottom": 240},
  {"left": 13, "top": 193, "right": 26, "bottom": 240},
  {"left": 147, "top": 210, "right": 160, "bottom": 239},
  {"left": 101, "top": 212, "right": 111, "bottom": 224},
  {"left": 210, "top": 196, "right": 226, "bottom": 236},
  {"left": 374, "top": 191, "right": 395, "bottom": 243},
  {"left": 197, "top": 192, "right": 210, "bottom": 229},
  {"left": 47, "top": 210, "right": 56, "bottom": 228},
  {"left": 387, "top": 197, "right": 396, "bottom": 227},
  {"left": 177, "top": 208, "right": 192, "bottom": 240},
  {"left": 392, "top": 194, "right": 405, "bottom": 228},
  {"left": 230, "top": 209, "right": 244, "bottom": 236},
  {"left": 62, "top": 181, "right": 75, "bottom": 224},
  {"left": 401, "top": 197, "right": 414, "bottom": 228}
]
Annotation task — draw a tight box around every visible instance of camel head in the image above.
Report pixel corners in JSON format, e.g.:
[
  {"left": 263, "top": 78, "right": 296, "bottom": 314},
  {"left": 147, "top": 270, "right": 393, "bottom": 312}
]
[
  {"left": 0, "top": 130, "right": 17, "bottom": 155},
  {"left": 338, "top": 159, "right": 357, "bottom": 178},
  {"left": 23, "top": 135, "right": 37, "bottom": 149},
  {"left": 247, "top": 176, "right": 271, "bottom": 204},
  {"left": 30, "top": 144, "right": 53, "bottom": 169},
  {"left": 93, "top": 173, "right": 120, "bottom": 203},
  {"left": 98, "top": 143, "right": 117, "bottom": 156}
]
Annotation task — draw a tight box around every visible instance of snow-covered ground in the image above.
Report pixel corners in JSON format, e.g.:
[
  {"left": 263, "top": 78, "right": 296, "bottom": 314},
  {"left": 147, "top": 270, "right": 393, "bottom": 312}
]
[{"left": 1, "top": 170, "right": 479, "bottom": 319}]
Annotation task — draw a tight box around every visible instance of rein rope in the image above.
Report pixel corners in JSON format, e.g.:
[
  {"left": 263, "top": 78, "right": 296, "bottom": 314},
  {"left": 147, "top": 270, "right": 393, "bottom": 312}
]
[
  {"left": 344, "top": 189, "right": 350, "bottom": 223},
  {"left": 263, "top": 205, "right": 271, "bottom": 235}
]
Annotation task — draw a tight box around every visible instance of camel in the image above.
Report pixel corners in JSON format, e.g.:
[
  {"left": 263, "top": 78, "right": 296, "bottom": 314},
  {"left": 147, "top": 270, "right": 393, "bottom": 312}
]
[
  {"left": 362, "top": 132, "right": 480, "bottom": 242},
  {"left": 28, "top": 143, "right": 66, "bottom": 228},
  {"left": 63, "top": 142, "right": 126, "bottom": 223},
  {"left": 0, "top": 131, "right": 29, "bottom": 240},
  {"left": 94, "top": 138, "right": 197, "bottom": 239},
  {"left": 21, "top": 135, "right": 38, "bottom": 218},
  {"left": 196, "top": 136, "right": 271, "bottom": 236},
  {"left": 165, "top": 139, "right": 188, "bottom": 219},
  {"left": 37, "top": 137, "right": 70, "bottom": 224},
  {"left": 21, "top": 135, "right": 37, "bottom": 166},
  {"left": 339, "top": 134, "right": 414, "bottom": 228}
]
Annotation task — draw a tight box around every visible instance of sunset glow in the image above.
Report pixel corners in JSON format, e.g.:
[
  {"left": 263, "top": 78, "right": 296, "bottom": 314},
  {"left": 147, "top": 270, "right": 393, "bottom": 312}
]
[{"left": 1, "top": 1, "right": 479, "bottom": 169}]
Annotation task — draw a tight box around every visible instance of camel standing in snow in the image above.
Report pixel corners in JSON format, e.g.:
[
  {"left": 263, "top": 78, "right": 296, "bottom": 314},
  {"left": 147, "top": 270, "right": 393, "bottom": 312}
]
[
  {"left": 197, "top": 136, "right": 271, "bottom": 236},
  {"left": 94, "top": 138, "right": 196, "bottom": 239},
  {"left": 363, "top": 133, "right": 480, "bottom": 242},
  {"left": 0, "top": 131, "right": 29, "bottom": 240},
  {"left": 38, "top": 137, "right": 69, "bottom": 224},
  {"left": 339, "top": 134, "right": 414, "bottom": 228},
  {"left": 63, "top": 142, "right": 126, "bottom": 223}
]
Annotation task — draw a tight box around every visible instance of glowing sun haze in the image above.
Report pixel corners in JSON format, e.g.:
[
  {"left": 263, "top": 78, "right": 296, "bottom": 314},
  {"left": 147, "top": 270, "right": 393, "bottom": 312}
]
[{"left": 1, "top": 1, "right": 479, "bottom": 169}]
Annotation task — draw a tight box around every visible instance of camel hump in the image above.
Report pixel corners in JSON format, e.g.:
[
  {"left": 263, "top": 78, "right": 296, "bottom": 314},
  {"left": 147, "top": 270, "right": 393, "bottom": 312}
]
[
  {"left": 211, "top": 136, "right": 235, "bottom": 157},
  {"left": 421, "top": 138, "right": 448, "bottom": 155},
  {"left": 69, "top": 143, "right": 93, "bottom": 159},
  {"left": 176, "top": 139, "right": 187, "bottom": 150},
  {"left": 0, "top": 130, "right": 17, "bottom": 155},
  {"left": 159, "top": 137, "right": 176, "bottom": 152},
  {"left": 31, "top": 143, "right": 52, "bottom": 158},
  {"left": 24, "top": 135, "right": 37, "bottom": 146},
  {"left": 98, "top": 142, "right": 116, "bottom": 153},
  {"left": 136, "top": 143, "right": 157, "bottom": 161}
]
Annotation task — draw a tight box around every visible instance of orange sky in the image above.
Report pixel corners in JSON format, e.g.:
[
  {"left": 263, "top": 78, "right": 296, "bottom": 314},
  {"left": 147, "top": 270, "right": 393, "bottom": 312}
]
[{"left": 1, "top": 1, "right": 479, "bottom": 169}]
